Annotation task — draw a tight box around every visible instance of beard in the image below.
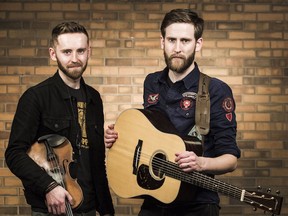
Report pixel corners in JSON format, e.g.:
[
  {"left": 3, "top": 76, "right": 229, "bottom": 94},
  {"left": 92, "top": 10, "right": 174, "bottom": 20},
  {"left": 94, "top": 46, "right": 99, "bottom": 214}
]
[
  {"left": 57, "top": 59, "right": 87, "bottom": 80},
  {"left": 164, "top": 50, "right": 195, "bottom": 74}
]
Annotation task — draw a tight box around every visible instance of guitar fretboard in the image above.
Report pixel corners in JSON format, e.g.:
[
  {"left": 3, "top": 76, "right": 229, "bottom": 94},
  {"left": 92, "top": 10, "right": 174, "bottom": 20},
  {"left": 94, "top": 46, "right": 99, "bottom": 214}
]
[{"left": 161, "top": 160, "right": 243, "bottom": 199}]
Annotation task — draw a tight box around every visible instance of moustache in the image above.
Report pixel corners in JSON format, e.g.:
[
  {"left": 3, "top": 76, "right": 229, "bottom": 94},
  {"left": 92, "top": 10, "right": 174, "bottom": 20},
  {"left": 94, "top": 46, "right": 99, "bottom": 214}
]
[
  {"left": 170, "top": 54, "right": 185, "bottom": 59},
  {"left": 67, "top": 63, "right": 82, "bottom": 68}
]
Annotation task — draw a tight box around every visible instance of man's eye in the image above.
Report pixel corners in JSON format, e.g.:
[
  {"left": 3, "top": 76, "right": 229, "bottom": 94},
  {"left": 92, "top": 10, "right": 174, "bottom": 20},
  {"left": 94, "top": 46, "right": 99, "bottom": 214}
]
[
  {"left": 78, "top": 50, "right": 85, "bottom": 55},
  {"left": 64, "top": 50, "right": 71, "bottom": 55}
]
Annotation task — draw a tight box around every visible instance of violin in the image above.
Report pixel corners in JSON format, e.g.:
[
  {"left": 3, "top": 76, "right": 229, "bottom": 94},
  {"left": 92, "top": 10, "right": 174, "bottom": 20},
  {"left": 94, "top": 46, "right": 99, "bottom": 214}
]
[{"left": 27, "top": 134, "right": 83, "bottom": 215}]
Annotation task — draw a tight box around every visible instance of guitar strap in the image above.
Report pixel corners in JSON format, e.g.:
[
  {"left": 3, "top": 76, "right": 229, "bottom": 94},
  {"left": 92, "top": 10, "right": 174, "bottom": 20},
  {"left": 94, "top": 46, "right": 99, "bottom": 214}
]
[{"left": 195, "top": 72, "right": 211, "bottom": 136}]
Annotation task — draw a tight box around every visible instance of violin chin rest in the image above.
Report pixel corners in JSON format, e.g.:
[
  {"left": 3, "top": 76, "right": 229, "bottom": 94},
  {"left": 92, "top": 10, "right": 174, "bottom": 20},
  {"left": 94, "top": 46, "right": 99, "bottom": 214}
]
[{"left": 38, "top": 134, "right": 67, "bottom": 147}]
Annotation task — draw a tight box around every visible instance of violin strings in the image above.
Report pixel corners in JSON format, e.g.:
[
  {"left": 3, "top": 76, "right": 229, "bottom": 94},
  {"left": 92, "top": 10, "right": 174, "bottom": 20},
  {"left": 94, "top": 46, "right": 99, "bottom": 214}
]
[{"left": 47, "top": 145, "right": 73, "bottom": 216}]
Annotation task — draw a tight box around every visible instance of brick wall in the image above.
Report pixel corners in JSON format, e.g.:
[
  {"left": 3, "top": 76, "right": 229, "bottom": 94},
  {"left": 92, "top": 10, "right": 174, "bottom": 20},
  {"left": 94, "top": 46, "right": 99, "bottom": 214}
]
[{"left": 0, "top": 0, "right": 287, "bottom": 215}]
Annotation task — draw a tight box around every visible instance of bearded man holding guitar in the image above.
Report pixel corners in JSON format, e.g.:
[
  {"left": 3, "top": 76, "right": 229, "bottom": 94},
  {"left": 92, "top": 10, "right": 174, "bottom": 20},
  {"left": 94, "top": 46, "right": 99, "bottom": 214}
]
[
  {"left": 104, "top": 9, "right": 241, "bottom": 216},
  {"left": 5, "top": 22, "right": 114, "bottom": 216}
]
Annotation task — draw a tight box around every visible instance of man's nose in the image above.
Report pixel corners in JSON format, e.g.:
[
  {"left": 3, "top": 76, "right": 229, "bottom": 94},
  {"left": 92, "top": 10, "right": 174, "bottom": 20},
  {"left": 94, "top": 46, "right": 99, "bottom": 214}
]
[
  {"left": 174, "top": 41, "right": 181, "bottom": 53},
  {"left": 71, "top": 52, "right": 78, "bottom": 62}
]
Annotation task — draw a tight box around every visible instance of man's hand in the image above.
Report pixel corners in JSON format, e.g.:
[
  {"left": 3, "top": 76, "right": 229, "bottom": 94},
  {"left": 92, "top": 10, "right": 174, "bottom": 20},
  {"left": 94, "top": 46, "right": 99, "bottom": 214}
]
[
  {"left": 175, "top": 152, "right": 237, "bottom": 175},
  {"left": 104, "top": 124, "right": 118, "bottom": 148},
  {"left": 175, "top": 151, "right": 204, "bottom": 172},
  {"left": 45, "top": 185, "right": 73, "bottom": 215}
]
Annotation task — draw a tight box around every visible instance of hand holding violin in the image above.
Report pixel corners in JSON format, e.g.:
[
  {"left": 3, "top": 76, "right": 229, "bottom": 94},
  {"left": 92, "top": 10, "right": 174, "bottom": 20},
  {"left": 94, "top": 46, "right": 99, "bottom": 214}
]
[{"left": 45, "top": 185, "right": 73, "bottom": 215}]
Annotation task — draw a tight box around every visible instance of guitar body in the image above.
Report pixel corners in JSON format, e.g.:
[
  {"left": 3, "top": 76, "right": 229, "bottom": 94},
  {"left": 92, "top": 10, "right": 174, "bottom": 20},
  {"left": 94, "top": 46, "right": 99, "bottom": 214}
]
[
  {"left": 107, "top": 109, "right": 186, "bottom": 203},
  {"left": 107, "top": 109, "right": 283, "bottom": 215}
]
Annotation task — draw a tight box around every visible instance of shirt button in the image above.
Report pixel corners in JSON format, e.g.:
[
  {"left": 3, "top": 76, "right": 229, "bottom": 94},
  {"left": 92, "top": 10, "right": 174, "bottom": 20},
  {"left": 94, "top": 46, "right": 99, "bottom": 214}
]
[
  {"left": 54, "top": 124, "right": 59, "bottom": 128},
  {"left": 185, "top": 113, "right": 189, "bottom": 116}
]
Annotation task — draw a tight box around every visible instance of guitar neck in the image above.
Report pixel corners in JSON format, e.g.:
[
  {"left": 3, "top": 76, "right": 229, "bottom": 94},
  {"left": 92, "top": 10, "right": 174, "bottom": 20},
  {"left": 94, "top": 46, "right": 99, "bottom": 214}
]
[
  {"left": 164, "top": 161, "right": 283, "bottom": 215},
  {"left": 165, "top": 161, "right": 243, "bottom": 200}
]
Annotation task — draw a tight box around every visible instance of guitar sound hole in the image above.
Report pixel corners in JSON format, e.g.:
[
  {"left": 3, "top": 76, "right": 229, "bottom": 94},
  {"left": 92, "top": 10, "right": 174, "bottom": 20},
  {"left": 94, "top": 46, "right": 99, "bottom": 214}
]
[{"left": 151, "top": 152, "right": 166, "bottom": 179}]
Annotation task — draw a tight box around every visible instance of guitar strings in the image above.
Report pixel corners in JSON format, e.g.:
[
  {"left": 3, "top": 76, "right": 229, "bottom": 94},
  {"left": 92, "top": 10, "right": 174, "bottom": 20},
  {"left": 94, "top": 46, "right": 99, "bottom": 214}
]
[
  {"left": 137, "top": 152, "right": 275, "bottom": 211},
  {"left": 113, "top": 146, "right": 244, "bottom": 200},
  {"left": 113, "top": 145, "right": 277, "bottom": 212},
  {"left": 109, "top": 116, "right": 279, "bottom": 214},
  {"left": 150, "top": 154, "right": 277, "bottom": 211}
]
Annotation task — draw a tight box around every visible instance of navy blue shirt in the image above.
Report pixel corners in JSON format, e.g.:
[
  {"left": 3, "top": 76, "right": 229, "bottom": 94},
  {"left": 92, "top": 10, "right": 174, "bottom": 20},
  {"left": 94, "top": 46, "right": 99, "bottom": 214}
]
[{"left": 142, "top": 63, "right": 240, "bottom": 205}]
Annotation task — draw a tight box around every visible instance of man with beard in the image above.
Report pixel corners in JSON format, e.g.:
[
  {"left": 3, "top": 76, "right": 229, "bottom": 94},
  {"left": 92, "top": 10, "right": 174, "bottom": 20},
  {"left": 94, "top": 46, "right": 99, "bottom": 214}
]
[
  {"left": 5, "top": 22, "right": 115, "bottom": 216},
  {"left": 104, "top": 9, "right": 240, "bottom": 216}
]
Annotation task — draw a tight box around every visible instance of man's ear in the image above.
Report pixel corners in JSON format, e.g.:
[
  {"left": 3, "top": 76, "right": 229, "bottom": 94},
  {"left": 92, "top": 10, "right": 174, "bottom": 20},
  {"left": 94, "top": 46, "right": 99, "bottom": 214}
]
[
  {"left": 49, "top": 47, "right": 57, "bottom": 61},
  {"left": 160, "top": 36, "right": 164, "bottom": 49},
  {"left": 195, "top": 38, "right": 203, "bottom": 52},
  {"left": 87, "top": 44, "right": 91, "bottom": 58}
]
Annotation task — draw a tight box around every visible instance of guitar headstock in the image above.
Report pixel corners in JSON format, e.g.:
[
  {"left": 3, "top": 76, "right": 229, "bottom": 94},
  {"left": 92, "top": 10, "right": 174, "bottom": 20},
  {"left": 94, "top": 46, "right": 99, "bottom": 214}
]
[{"left": 244, "top": 187, "right": 283, "bottom": 215}]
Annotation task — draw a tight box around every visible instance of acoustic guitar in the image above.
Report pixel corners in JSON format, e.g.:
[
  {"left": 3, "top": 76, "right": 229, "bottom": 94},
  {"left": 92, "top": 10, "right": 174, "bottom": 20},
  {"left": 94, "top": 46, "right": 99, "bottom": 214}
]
[{"left": 107, "top": 109, "right": 283, "bottom": 215}]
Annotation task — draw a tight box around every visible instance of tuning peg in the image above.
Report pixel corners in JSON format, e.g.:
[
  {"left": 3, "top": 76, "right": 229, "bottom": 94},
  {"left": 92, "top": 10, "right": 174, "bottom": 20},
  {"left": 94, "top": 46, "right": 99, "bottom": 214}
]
[
  {"left": 257, "top": 186, "right": 262, "bottom": 191},
  {"left": 253, "top": 207, "right": 257, "bottom": 211},
  {"left": 276, "top": 190, "right": 280, "bottom": 195},
  {"left": 267, "top": 188, "right": 271, "bottom": 193}
]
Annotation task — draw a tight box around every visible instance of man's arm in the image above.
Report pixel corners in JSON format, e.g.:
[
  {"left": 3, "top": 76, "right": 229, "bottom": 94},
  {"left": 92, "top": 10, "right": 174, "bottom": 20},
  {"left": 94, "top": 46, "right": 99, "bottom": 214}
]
[{"left": 175, "top": 152, "right": 237, "bottom": 175}]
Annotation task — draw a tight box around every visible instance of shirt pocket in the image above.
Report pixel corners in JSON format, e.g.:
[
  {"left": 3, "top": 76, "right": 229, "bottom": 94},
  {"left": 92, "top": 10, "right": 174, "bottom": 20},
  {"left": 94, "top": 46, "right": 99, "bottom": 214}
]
[
  {"left": 42, "top": 117, "right": 70, "bottom": 133},
  {"left": 175, "top": 106, "right": 195, "bottom": 119}
]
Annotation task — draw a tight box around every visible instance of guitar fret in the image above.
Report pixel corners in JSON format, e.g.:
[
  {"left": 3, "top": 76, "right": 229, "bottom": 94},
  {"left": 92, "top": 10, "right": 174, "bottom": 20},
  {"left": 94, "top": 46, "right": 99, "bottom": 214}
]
[{"left": 164, "top": 160, "right": 242, "bottom": 199}]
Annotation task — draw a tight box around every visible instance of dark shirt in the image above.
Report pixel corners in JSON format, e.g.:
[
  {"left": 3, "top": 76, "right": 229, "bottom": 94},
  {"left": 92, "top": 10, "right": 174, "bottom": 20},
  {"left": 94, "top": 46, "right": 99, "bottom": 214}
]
[
  {"left": 142, "top": 63, "right": 241, "bottom": 206},
  {"left": 5, "top": 71, "right": 114, "bottom": 215}
]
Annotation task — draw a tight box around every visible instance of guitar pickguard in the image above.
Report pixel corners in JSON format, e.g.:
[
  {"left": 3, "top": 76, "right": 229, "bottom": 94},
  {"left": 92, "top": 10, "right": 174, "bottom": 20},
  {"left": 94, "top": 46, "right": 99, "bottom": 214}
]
[{"left": 137, "top": 164, "right": 165, "bottom": 190}]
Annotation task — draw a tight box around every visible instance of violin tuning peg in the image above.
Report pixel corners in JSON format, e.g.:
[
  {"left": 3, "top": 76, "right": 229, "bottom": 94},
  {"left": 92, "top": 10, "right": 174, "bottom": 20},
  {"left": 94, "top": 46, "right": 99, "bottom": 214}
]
[
  {"left": 276, "top": 190, "right": 280, "bottom": 195},
  {"left": 267, "top": 188, "right": 271, "bottom": 193},
  {"left": 257, "top": 186, "right": 262, "bottom": 191},
  {"left": 253, "top": 207, "right": 257, "bottom": 211}
]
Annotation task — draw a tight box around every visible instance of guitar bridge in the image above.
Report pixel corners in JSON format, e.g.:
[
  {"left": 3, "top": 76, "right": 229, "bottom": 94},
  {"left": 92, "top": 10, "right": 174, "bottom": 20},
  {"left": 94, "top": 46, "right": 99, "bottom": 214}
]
[{"left": 133, "top": 139, "right": 142, "bottom": 174}]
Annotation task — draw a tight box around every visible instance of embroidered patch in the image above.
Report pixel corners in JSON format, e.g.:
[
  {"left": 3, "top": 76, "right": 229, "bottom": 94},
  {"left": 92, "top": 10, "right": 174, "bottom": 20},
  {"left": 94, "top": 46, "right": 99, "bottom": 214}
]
[
  {"left": 182, "top": 92, "right": 197, "bottom": 100},
  {"left": 226, "top": 113, "right": 233, "bottom": 122},
  {"left": 222, "top": 97, "right": 234, "bottom": 112},
  {"left": 180, "top": 97, "right": 193, "bottom": 110},
  {"left": 147, "top": 93, "right": 159, "bottom": 104}
]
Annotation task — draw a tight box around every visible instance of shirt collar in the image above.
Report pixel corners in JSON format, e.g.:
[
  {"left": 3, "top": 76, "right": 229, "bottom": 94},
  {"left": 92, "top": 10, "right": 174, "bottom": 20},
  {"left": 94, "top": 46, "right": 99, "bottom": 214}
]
[
  {"left": 158, "top": 62, "right": 201, "bottom": 89},
  {"left": 52, "top": 70, "right": 93, "bottom": 103}
]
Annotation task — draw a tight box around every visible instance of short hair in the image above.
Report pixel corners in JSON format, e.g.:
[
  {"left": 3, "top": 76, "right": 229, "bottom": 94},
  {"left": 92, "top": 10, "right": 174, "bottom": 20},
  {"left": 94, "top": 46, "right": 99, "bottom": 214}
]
[
  {"left": 51, "top": 21, "right": 89, "bottom": 47},
  {"left": 160, "top": 9, "right": 204, "bottom": 40}
]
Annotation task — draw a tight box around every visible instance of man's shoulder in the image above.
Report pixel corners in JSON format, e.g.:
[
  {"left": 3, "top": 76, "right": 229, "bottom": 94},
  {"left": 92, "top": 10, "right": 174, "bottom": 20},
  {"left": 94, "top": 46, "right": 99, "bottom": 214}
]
[
  {"left": 145, "top": 69, "right": 166, "bottom": 83},
  {"left": 23, "top": 75, "right": 54, "bottom": 95},
  {"left": 29, "top": 72, "right": 58, "bottom": 89},
  {"left": 210, "top": 77, "right": 230, "bottom": 89},
  {"left": 83, "top": 82, "right": 100, "bottom": 96},
  {"left": 209, "top": 77, "right": 233, "bottom": 97}
]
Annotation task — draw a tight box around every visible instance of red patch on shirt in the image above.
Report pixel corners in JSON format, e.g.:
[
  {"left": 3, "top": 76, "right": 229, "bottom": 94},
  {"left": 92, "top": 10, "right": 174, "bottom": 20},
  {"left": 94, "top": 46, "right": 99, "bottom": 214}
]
[
  {"left": 226, "top": 113, "right": 233, "bottom": 122},
  {"left": 180, "top": 98, "right": 193, "bottom": 110}
]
